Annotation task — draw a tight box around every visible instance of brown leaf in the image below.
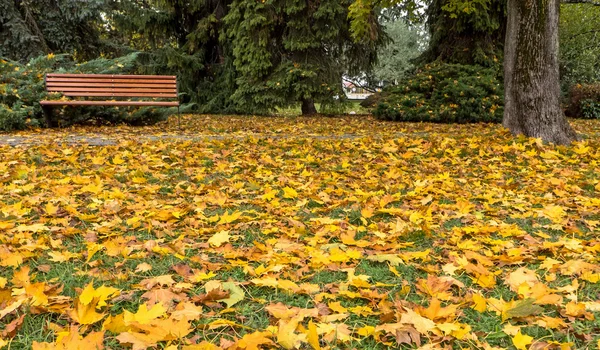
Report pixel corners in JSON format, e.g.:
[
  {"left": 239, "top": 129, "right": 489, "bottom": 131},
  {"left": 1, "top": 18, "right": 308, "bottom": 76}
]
[
  {"left": 36, "top": 265, "right": 51, "bottom": 273},
  {"left": 191, "top": 288, "right": 229, "bottom": 308},
  {"left": 2, "top": 314, "right": 25, "bottom": 338},
  {"left": 171, "top": 264, "right": 193, "bottom": 278},
  {"left": 141, "top": 288, "right": 186, "bottom": 307}
]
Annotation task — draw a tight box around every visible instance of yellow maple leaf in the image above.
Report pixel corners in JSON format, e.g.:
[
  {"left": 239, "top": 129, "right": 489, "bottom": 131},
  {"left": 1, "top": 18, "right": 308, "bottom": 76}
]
[
  {"left": 112, "top": 155, "right": 125, "bottom": 165},
  {"left": 45, "top": 202, "right": 59, "bottom": 216},
  {"left": 506, "top": 267, "right": 539, "bottom": 294},
  {"left": 307, "top": 321, "right": 321, "bottom": 350},
  {"left": 400, "top": 309, "right": 436, "bottom": 334},
  {"left": 217, "top": 211, "right": 242, "bottom": 225},
  {"left": 208, "top": 230, "right": 230, "bottom": 247},
  {"left": 471, "top": 293, "right": 487, "bottom": 312},
  {"left": 135, "top": 263, "right": 153, "bottom": 273},
  {"left": 102, "top": 313, "right": 130, "bottom": 334},
  {"left": 366, "top": 254, "right": 404, "bottom": 266},
  {"left": 512, "top": 330, "right": 533, "bottom": 350},
  {"left": 282, "top": 186, "right": 298, "bottom": 199},
  {"left": 123, "top": 303, "right": 166, "bottom": 325},
  {"left": 277, "top": 316, "right": 304, "bottom": 349},
  {"left": 17, "top": 223, "right": 49, "bottom": 233},
  {"left": 232, "top": 331, "right": 274, "bottom": 350},
  {"left": 33, "top": 327, "right": 104, "bottom": 350},
  {"left": 79, "top": 282, "right": 119, "bottom": 308},
  {"left": 69, "top": 298, "right": 105, "bottom": 325},
  {"left": 262, "top": 188, "right": 278, "bottom": 201}
]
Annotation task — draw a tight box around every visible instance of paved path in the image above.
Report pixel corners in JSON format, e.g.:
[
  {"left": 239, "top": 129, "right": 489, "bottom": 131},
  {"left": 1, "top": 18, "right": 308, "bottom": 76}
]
[{"left": 0, "top": 132, "right": 428, "bottom": 147}]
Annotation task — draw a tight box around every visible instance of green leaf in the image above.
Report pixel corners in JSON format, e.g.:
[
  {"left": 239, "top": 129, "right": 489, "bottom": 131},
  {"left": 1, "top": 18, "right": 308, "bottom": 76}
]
[
  {"left": 221, "top": 282, "right": 245, "bottom": 308},
  {"left": 504, "top": 298, "right": 543, "bottom": 320}
]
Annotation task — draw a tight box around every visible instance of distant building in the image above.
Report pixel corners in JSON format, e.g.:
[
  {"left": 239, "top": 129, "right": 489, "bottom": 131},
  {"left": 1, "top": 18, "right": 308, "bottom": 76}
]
[{"left": 343, "top": 81, "right": 376, "bottom": 100}]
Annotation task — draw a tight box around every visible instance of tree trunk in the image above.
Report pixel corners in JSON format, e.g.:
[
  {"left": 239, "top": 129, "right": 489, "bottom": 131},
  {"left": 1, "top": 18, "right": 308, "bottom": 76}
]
[
  {"left": 301, "top": 98, "right": 318, "bottom": 116},
  {"left": 503, "top": 0, "right": 578, "bottom": 145}
]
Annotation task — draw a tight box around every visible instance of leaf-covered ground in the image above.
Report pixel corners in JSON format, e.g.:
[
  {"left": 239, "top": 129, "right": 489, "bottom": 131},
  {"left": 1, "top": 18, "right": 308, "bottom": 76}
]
[{"left": 1, "top": 116, "right": 600, "bottom": 350}]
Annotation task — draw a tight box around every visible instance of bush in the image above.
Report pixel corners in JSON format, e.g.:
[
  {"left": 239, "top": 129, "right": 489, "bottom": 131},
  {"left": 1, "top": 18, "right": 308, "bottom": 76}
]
[
  {"left": 566, "top": 83, "right": 600, "bottom": 119},
  {"left": 372, "top": 62, "right": 504, "bottom": 123},
  {"left": 0, "top": 53, "right": 175, "bottom": 131}
]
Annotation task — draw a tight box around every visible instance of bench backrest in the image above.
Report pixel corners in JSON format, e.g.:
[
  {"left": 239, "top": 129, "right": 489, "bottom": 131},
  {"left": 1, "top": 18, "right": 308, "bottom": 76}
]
[{"left": 45, "top": 74, "right": 178, "bottom": 98}]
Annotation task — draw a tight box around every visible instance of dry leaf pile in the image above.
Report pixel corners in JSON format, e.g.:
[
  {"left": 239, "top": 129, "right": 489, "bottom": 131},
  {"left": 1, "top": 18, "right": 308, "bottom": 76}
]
[{"left": 0, "top": 116, "right": 599, "bottom": 349}]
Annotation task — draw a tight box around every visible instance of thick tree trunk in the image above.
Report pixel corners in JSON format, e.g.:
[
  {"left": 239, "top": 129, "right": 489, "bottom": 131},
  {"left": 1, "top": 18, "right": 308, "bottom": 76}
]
[
  {"left": 503, "top": 0, "right": 578, "bottom": 145},
  {"left": 301, "top": 98, "right": 318, "bottom": 116}
]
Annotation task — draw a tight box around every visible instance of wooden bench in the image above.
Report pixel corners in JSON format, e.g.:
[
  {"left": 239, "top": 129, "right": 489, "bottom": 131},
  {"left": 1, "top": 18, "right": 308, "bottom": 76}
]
[{"left": 40, "top": 73, "right": 180, "bottom": 127}]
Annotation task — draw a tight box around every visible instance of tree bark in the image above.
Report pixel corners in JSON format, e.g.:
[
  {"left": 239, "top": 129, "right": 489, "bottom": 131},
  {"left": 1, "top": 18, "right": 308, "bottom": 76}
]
[
  {"left": 503, "top": 0, "right": 578, "bottom": 145},
  {"left": 301, "top": 98, "right": 318, "bottom": 116}
]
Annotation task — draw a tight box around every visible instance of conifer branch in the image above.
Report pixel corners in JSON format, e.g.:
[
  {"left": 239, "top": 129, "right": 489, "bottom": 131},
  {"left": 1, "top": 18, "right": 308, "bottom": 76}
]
[{"left": 562, "top": 0, "right": 600, "bottom": 6}]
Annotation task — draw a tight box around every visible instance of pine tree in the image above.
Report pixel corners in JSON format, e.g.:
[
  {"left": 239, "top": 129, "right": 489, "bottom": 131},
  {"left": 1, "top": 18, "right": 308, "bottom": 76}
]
[{"left": 224, "top": 0, "right": 383, "bottom": 115}]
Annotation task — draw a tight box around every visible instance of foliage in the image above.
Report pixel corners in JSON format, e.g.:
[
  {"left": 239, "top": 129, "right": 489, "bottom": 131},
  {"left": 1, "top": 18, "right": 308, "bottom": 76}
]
[
  {"left": 559, "top": 3, "right": 600, "bottom": 94},
  {"left": 0, "top": 53, "right": 174, "bottom": 131},
  {"left": 372, "top": 20, "right": 426, "bottom": 84},
  {"left": 349, "top": 0, "right": 426, "bottom": 42},
  {"left": 419, "top": 0, "right": 506, "bottom": 66},
  {"left": 566, "top": 83, "right": 600, "bottom": 119},
  {"left": 0, "top": 0, "right": 106, "bottom": 62},
  {"left": 224, "top": 0, "right": 383, "bottom": 114},
  {"left": 581, "top": 100, "right": 600, "bottom": 119},
  {"left": 373, "top": 62, "right": 503, "bottom": 123},
  {"left": 106, "top": 0, "right": 240, "bottom": 114},
  {"left": 1, "top": 117, "right": 600, "bottom": 348},
  {"left": 349, "top": 0, "right": 506, "bottom": 66}
]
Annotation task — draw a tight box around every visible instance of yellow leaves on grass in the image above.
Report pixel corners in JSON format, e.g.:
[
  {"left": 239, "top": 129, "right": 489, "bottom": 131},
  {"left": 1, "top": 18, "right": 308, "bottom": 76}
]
[
  {"left": 32, "top": 327, "right": 104, "bottom": 350},
  {"left": 1, "top": 117, "right": 600, "bottom": 349},
  {"left": 69, "top": 282, "right": 119, "bottom": 325}
]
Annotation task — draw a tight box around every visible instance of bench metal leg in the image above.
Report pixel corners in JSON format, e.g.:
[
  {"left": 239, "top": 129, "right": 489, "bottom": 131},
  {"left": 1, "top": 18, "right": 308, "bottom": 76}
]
[
  {"left": 42, "top": 106, "right": 56, "bottom": 128},
  {"left": 178, "top": 105, "right": 181, "bottom": 130}
]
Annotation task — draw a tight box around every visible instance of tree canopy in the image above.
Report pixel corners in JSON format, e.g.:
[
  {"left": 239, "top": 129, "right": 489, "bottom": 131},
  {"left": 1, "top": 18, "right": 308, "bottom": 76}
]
[
  {"left": 559, "top": 2, "right": 600, "bottom": 91},
  {"left": 224, "top": 0, "right": 382, "bottom": 114}
]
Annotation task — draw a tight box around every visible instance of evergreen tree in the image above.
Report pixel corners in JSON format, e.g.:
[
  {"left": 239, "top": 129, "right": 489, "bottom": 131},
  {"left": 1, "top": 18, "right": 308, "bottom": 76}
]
[
  {"left": 0, "top": 0, "right": 106, "bottom": 62},
  {"left": 372, "top": 20, "right": 426, "bottom": 84},
  {"left": 106, "top": 0, "right": 237, "bottom": 112},
  {"left": 224, "top": 0, "right": 383, "bottom": 115},
  {"left": 419, "top": 0, "right": 506, "bottom": 65}
]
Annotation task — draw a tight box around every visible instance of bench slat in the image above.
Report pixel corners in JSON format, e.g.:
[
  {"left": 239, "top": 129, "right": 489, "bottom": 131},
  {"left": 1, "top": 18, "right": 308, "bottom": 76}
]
[
  {"left": 62, "top": 92, "right": 178, "bottom": 97},
  {"left": 40, "top": 100, "right": 179, "bottom": 106},
  {"left": 46, "top": 73, "right": 176, "bottom": 79},
  {"left": 47, "top": 82, "right": 177, "bottom": 88},
  {"left": 47, "top": 78, "right": 176, "bottom": 84},
  {"left": 48, "top": 87, "right": 176, "bottom": 93}
]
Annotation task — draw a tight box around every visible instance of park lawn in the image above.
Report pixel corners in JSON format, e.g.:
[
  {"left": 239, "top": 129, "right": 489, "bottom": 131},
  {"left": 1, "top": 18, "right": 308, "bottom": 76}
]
[{"left": 1, "top": 115, "right": 600, "bottom": 350}]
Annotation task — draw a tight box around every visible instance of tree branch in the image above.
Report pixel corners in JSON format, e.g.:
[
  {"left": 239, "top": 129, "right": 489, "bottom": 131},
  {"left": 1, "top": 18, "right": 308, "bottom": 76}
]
[
  {"left": 342, "top": 77, "right": 378, "bottom": 94},
  {"left": 569, "top": 29, "right": 600, "bottom": 40},
  {"left": 562, "top": 0, "right": 600, "bottom": 6}
]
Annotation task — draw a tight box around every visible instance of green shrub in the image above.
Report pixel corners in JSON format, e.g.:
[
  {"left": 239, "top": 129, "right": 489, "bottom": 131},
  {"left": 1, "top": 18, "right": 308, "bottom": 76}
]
[
  {"left": 566, "top": 83, "right": 600, "bottom": 119},
  {"left": 372, "top": 62, "right": 504, "bottom": 123},
  {"left": 0, "top": 53, "right": 176, "bottom": 131},
  {"left": 581, "top": 100, "right": 600, "bottom": 119}
]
